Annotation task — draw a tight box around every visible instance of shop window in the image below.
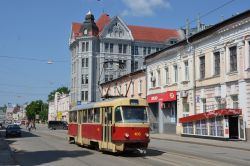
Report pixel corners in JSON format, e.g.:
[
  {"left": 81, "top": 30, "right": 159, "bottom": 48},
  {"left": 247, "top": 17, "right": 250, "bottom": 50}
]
[
  {"left": 216, "top": 116, "right": 224, "bottom": 136},
  {"left": 195, "top": 121, "right": 201, "bottom": 135},
  {"left": 183, "top": 122, "right": 193, "bottom": 134},
  {"left": 209, "top": 118, "right": 216, "bottom": 136},
  {"left": 201, "top": 119, "right": 208, "bottom": 135}
]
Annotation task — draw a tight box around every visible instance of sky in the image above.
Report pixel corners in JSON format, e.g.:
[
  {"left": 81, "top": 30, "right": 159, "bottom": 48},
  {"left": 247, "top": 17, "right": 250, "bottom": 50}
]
[{"left": 0, "top": 0, "right": 249, "bottom": 106}]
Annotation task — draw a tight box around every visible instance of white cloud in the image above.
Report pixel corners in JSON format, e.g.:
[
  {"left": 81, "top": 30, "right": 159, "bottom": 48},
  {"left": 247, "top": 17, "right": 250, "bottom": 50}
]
[{"left": 121, "top": 0, "right": 171, "bottom": 17}]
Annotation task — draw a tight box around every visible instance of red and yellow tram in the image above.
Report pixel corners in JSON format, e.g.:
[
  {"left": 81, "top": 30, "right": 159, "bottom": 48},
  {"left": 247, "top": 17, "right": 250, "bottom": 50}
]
[{"left": 68, "top": 98, "right": 150, "bottom": 153}]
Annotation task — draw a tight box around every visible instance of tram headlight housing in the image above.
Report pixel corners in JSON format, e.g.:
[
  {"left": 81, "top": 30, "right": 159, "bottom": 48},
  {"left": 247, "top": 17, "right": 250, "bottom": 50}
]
[
  {"left": 145, "top": 133, "right": 149, "bottom": 138},
  {"left": 124, "top": 133, "right": 129, "bottom": 138}
]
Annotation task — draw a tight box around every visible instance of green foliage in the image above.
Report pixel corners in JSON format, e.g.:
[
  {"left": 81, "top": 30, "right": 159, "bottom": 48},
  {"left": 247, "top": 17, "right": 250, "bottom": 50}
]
[
  {"left": 39, "top": 103, "right": 48, "bottom": 123},
  {"left": 26, "top": 100, "right": 48, "bottom": 121},
  {"left": 48, "top": 86, "right": 70, "bottom": 101}
]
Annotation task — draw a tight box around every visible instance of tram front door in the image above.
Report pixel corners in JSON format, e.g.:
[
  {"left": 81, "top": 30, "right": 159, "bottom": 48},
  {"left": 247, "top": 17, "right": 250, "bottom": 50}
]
[{"left": 102, "top": 107, "right": 112, "bottom": 150}]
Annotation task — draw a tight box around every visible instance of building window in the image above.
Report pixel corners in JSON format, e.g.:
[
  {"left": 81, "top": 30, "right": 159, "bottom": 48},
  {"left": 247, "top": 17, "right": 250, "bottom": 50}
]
[
  {"left": 123, "top": 44, "right": 127, "bottom": 54},
  {"left": 157, "top": 69, "right": 161, "bottom": 86},
  {"left": 82, "top": 58, "right": 85, "bottom": 67},
  {"left": 184, "top": 61, "right": 189, "bottom": 81},
  {"left": 200, "top": 56, "right": 205, "bottom": 79},
  {"left": 118, "top": 44, "right": 122, "bottom": 53},
  {"left": 174, "top": 65, "right": 178, "bottom": 83},
  {"left": 82, "top": 42, "right": 85, "bottom": 52},
  {"left": 201, "top": 119, "right": 208, "bottom": 135},
  {"left": 148, "top": 47, "right": 151, "bottom": 54},
  {"left": 150, "top": 72, "right": 156, "bottom": 88},
  {"left": 86, "top": 42, "right": 89, "bottom": 52},
  {"left": 105, "top": 43, "right": 109, "bottom": 52},
  {"left": 135, "top": 46, "right": 139, "bottom": 55},
  {"left": 156, "top": 48, "right": 160, "bottom": 52},
  {"left": 165, "top": 67, "right": 169, "bottom": 84},
  {"left": 183, "top": 98, "right": 189, "bottom": 113},
  {"left": 201, "top": 98, "right": 206, "bottom": 113},
  {"left": 231, "top": 95, "right": 238, "bottom": 109},
  {"left": 86, "top": 58, "right": 88, "bottom": 67},
  {"left": 138, "top": 80, "right": 142, "bottom": 94},
  {"left": 131, "top": 82, "right": 134, "bottom": 96},
  {"left": 109, "top": 75, "right": 113, "bottom": 81},
  {"left": 214, "top": 52, "right": 220, "bottom": 75},
  {"left": 81, "top": 91, "right": 88, "bottom": 101},
  {"left": 134, "top": 61, "right": 138, "bottom": 70},
  {"left": 230, "top": 46, "right": 237, "bottom": 72},
  {"left": 85, "top": 91, "right": 88, "bottom": 101},
  {"left": 110, "top": 43, "right": 113, "bottom": 53},
  {"left": 105, "top": 75, "right": 109, "bottom": 82},
  {"left": 143, "top": 47, "right": 146, "bottom": 55},
  {"left": 131, "top": 46, "right": 134, "bottom": 55}
]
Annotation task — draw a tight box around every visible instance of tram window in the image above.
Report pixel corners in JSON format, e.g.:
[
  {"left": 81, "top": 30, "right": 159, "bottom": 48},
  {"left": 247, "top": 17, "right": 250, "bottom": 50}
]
[
  {"left": 82, "top": 110, "right": 87, "bottom": 123},
  {"left": 88, "top": 109, "right": 94, "bottom": 123},
  {"left": 73, "top": 111, "right": 77, "bottom": 122},
  {"left": 115, "top": 107, "right": 122, "bottom": 123},
  {"left": 78, "top": 111, "right": 82, "bottom": 124},
  {"left": 69, "top": 112, "right": 72, "bottom": 122},
  {"left": 94, "top": 108, "right": 100, "bottom": 123}
]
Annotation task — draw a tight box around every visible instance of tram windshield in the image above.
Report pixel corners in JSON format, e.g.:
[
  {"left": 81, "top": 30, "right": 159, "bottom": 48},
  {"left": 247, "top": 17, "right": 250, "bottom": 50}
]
[{"left": 121, "top": 106, "right": 148, "bottom": 123}]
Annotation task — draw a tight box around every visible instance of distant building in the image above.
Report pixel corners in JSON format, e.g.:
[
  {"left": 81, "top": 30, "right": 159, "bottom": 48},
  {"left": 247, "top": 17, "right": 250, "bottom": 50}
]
[
  {"left": 69, "top": 11, "right": 183, "bottom": 106},
  {"left": 100, "top": 69, "right": 146, "bottom": 99},
  {"left": 48, "top": 92, "right": 70, "bottom": 122}
]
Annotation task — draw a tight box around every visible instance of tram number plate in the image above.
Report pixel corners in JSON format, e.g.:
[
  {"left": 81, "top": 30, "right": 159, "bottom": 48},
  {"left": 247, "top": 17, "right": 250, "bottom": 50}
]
[{"left": 134, "top": 132, "right": 141, "bottom": 136}]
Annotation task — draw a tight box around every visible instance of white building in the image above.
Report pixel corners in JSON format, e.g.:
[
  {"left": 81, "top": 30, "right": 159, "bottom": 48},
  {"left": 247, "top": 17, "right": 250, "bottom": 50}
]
[{"left": 48, "top": 92, "right": 70, "bottom": 122}]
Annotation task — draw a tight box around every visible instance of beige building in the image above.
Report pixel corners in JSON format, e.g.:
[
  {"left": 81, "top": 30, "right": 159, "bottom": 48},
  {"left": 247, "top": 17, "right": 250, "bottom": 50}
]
[
  {"left": 100, "top": 69, "right": 146, "bottom": 99},
  {"left": 146, "top": 9, "right": 250, "bottom": 140}
]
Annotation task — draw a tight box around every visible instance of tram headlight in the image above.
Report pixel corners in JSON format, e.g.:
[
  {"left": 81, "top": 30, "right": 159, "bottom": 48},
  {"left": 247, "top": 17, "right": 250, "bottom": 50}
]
[
  {"left": 124, "top": 133, "right": 130, "bottom": 138},
  {"left": 145, "top": 133, "right": 149, "bottom": 138}
]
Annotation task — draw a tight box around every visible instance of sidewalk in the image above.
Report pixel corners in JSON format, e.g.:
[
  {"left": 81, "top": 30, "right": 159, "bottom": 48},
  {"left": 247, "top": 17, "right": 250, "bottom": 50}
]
[
  {"left": 0, "top": 130, "right": 18, "bottom": 165},
  {"left": 151, "top": 133, "right": 250, "bottom": 151}
]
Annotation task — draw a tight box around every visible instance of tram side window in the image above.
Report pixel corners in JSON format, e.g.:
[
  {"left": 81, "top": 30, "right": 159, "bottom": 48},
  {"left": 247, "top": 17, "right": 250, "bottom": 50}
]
[
  {"left": 115, "top": 107, "right": 122, "bottom": 123},
  {"left": 88, "top": 109, "right": 94, "bottom": 123},
  {"left": 105, "top": 107, "right": 112, "bottom": 124},
  {"left": 70, "top": 111, "right": 77, "bottom": 123},
  {"left": 94, "top": 108, "right": 100, "bottom": 123},
  {"left": 82, "top": 110, "right": 87, "bottom": 123}
]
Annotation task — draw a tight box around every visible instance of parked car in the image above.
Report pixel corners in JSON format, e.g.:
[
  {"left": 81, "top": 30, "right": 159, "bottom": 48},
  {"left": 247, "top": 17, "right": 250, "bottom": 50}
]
[
  {"left": 5, "top": 124, "right": 22, "bottom": 137},
  {"left": 48, "top": 121, "right": 68, "bottom": 130},
  {"left": 14, "top": 121, "right": 21, "bottom": 126}
]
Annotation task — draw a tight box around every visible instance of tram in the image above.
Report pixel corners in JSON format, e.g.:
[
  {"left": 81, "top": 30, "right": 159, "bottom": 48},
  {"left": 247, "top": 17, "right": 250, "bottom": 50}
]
[{"left": 68, "top": 98, "right": 150, "bottom": 153}]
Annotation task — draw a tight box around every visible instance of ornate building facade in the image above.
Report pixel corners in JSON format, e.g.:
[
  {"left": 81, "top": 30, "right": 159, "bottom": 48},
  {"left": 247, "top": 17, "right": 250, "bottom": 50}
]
[{"left": 69, "top": 11, "right": 182, "bottom": 106}]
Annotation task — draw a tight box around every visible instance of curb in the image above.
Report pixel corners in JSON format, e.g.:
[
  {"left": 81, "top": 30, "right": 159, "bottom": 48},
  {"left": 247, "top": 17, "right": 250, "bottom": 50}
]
[{"left": 151, "top": 136, "right": 250, "bottom": 152}]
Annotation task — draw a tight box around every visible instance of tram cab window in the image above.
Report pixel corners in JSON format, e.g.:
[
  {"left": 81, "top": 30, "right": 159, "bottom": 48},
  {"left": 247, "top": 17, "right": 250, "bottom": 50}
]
[
  {"left": 94, "top": 108, "right": 100, "bottom": 123},
  {"left": 122, "top": 106, "right": 148, "bottom": 123},
  {"left": 115, "top": 107, "right": 122, "bottom": 123}
]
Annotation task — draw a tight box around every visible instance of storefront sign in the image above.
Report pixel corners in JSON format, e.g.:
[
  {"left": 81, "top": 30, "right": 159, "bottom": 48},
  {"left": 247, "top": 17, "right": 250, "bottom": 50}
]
[{"left": 147, "top": 91, "right": 176, "bottom": 103}]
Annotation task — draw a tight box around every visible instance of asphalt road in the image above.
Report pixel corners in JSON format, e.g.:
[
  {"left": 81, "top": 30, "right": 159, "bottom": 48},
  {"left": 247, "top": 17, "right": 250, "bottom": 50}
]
[{"left": 3, "top": 124, "right": 249, "bottom": 166}]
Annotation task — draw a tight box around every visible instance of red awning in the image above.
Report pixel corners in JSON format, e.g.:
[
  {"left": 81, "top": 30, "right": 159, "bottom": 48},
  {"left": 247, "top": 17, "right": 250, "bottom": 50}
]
[
  {"left": 179, "top": 109, "right": 242, "bottom": 123},
  {"left": 147, "top": 91, "right": 176, "bottom": 103}
]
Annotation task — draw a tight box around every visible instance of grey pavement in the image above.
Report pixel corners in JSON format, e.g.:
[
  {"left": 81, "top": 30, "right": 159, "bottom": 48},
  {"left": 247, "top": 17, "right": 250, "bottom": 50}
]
[
  {"left": 0, "top": 129, "right": 18, "bottom": 166},
  {"left": 151, "top": 133, "right": 250, "bottom": 151}
]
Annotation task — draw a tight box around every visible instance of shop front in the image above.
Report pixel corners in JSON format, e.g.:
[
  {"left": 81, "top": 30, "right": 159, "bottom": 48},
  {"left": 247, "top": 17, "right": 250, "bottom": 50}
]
[
  {"left": 147, "top": 91, "right": 177, "bottom": 134},
  {"left": 179, "top": 109, "right": 245, "bottom": 140}
]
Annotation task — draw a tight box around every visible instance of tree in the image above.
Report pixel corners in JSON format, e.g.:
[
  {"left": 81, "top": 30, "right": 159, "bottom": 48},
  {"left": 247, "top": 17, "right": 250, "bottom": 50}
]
[
  {"left": 39, "top": 103, "right": 48, "bottom": 123},
  {"left": 48, "top": 86, "right": 70, "bottom": 101},
  {"left": 26, "top": 100, "right": 47, "bottom": 121}
]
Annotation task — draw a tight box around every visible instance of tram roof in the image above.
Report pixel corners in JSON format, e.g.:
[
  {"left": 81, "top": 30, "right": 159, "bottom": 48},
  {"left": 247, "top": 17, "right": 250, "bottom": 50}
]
[{"left": 70, "top": 97, "right": 147, "bottom": 111}]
